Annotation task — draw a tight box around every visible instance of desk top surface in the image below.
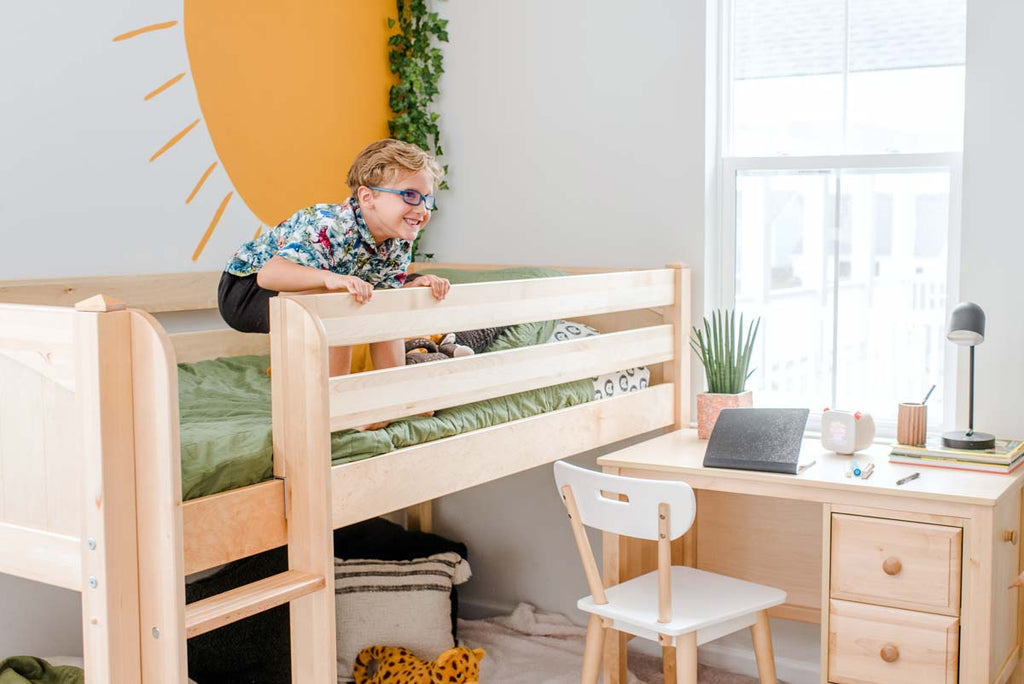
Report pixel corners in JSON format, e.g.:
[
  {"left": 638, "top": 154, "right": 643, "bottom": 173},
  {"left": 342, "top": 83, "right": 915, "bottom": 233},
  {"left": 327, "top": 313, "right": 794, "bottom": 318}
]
[{"left": 597, "top": 429, "right": 1024, "bottom": 507}]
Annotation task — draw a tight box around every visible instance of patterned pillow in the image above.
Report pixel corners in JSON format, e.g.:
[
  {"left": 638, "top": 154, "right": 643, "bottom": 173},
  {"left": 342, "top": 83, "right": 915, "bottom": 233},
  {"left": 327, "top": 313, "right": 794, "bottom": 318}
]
[
  {"left": 548, "top": 321, "right": 650, "bottom": 399},
  {"left": 334, "top": 552, "right": 471, "bottom": 681}
]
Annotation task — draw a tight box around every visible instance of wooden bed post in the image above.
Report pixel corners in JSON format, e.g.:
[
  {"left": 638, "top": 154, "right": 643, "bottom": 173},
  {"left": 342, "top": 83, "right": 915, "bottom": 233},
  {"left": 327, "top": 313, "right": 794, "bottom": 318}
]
[
  {"left": 664, "top": 263, "right": 692, "bottom": 431},
  {"left": 130, "top": 310, "right": 188, "bottom": 684},
  {"left": 75, "top": 295, "right": 143, "bottom": 683},
  {"left": 271, "top": 296, "right": 337, "bottom": 683}
]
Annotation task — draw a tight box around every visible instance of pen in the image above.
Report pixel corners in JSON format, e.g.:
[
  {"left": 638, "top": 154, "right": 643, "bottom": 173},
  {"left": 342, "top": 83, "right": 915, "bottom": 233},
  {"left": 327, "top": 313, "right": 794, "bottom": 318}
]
[
  {"left": 896, "top": 472, "right": 920, "bottom": 486},
  {"left": 850, "top": 459, "right": 861, "bottom": 477}
]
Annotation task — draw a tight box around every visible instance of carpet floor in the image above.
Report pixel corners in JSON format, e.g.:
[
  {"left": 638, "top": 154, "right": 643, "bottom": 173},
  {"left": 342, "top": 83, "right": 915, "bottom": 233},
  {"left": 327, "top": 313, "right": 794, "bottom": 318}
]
[{"left": 459, "top": 604, "right": 772, "bottom": 684}]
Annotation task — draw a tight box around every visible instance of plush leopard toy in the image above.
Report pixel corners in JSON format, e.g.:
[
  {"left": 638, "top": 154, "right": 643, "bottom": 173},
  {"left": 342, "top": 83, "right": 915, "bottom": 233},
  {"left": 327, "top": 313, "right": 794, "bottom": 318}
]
[{"left": 352, "top": 645, "right": 485, "bottom": 684}]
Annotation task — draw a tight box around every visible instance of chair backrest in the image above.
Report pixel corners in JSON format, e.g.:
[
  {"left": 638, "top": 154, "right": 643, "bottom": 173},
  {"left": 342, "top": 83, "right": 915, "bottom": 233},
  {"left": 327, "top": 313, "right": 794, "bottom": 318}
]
[{"left": 554, "top": 461, "right": 696, "bottom": 541}]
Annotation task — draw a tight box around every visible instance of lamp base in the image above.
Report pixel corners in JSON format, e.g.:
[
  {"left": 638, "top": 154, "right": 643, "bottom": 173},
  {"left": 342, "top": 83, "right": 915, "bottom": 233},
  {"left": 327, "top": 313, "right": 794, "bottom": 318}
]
[{"left": 942, "top": 430, "right": 996, "bottom": 450}]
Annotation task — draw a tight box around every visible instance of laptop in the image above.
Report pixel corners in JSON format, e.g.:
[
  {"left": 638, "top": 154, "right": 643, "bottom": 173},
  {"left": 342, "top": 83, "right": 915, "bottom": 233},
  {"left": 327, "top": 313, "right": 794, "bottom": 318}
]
[{"left": 703, "top": 408, "right": 810, "bottom": 474}]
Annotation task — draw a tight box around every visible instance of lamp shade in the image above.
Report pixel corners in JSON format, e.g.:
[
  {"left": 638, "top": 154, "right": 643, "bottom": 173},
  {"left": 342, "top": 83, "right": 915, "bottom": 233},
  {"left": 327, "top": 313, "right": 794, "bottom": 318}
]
[{"left": 946, "top": 301, "right": 985, "bottom": 346}]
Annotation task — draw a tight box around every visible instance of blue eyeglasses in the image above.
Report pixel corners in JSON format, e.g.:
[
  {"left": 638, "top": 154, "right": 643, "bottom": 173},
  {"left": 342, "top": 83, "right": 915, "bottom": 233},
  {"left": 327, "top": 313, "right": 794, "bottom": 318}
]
[{"left": 369, "top": 186, "right": 437, "bottom": 211}]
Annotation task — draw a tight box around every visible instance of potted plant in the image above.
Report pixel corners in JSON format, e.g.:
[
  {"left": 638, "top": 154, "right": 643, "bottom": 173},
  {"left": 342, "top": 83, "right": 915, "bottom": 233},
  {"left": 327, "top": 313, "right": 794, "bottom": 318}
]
[{"left": 690, "top": 309, "right": 760, "bottom": 439}]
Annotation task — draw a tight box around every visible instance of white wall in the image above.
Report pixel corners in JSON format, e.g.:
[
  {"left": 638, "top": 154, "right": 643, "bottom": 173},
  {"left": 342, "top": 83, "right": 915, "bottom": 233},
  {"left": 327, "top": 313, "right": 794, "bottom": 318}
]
[
  {"left": 0, "top": 2, "right": 266, "bottom": 279},
  {"left": 958, "top": 0, "right": 1024, "bottom": 439},
  {"left": 424, "top": 0, "right": 711, "bottom": 620}
]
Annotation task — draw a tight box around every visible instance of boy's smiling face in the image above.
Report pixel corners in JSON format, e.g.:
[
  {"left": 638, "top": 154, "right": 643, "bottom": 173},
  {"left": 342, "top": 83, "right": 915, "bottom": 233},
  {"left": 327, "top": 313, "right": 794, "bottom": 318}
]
[{"left": 358, "top": 169, "right": 435, "bottom": 244}]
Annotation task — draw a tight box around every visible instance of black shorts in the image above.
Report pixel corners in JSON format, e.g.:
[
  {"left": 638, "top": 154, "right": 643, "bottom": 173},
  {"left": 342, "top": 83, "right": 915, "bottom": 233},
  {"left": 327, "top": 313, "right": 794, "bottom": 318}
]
[{"left": 218, "top": 272, "right": 278, "bottom": 334}]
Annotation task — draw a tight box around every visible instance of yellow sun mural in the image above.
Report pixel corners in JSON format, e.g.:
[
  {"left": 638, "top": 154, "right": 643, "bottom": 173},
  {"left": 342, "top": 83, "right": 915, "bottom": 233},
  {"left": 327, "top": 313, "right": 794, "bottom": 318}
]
[{"left": 113, "top": 2, "right": 394, "bottom": 262}]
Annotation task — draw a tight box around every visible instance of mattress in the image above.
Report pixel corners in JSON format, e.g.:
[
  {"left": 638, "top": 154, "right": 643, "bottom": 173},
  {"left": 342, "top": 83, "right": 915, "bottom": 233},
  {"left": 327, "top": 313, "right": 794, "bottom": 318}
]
[{"left": 177, "top": 268, "right": 650, "bottom": 501}]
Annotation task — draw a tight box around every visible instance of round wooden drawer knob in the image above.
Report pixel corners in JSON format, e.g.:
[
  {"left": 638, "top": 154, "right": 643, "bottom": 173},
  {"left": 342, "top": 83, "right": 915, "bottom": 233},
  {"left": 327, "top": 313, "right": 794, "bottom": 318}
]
[
  {"left": 880, "top": 644, "right": 900, "bottom": 663},
  {"left": 882, "top": 557, "right": 902, "bottom": 575}
]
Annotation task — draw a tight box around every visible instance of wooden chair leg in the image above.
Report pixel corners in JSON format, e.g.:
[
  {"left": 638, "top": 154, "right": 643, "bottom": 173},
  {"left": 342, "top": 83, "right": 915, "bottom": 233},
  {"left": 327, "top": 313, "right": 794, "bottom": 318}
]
[
  {"left": 674, "top": 632, "right": 698, "bottom": 684},
  {"left": 581, "top": 614, "right": 606, "bottom": 684},
  {"left": 603, "top": 630, "right": 629, "bottom": 684},
  {"left": 750, "top": 610, "right": 778, "bottom": 684},
  {"left": 662, "top": 645, "right": 677, "bottom": 684}
]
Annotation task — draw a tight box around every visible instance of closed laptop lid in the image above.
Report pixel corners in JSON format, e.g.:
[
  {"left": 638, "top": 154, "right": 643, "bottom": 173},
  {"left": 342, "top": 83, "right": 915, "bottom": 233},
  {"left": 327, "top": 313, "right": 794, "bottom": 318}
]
[{"left": 703, "top": 408, "right": 810, "bottom": 474}]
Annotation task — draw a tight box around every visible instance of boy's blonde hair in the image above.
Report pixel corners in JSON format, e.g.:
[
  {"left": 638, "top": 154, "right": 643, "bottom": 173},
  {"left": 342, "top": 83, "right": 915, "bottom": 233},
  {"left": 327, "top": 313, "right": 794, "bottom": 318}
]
[{"left": 347, "top": 139, "right": 444, "bottom": 196}]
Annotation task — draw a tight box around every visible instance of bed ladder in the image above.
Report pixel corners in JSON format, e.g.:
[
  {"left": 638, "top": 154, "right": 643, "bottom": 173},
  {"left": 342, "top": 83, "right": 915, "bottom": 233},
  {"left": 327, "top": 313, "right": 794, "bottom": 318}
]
[
  {"left": 183, "top": 569, "right": 326, "bottom": 639},
  {"left": 179, "top": 467, "right": 336, "bottom": 683},
  {"left": 181, "top": 293, "right": 338, "bottom": 682}
]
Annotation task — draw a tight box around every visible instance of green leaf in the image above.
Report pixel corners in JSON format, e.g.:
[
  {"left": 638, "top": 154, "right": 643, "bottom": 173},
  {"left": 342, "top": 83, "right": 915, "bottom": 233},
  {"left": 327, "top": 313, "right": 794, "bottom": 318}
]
[{"left": 691, "top": 308, "right": 760, "bottom": 393}]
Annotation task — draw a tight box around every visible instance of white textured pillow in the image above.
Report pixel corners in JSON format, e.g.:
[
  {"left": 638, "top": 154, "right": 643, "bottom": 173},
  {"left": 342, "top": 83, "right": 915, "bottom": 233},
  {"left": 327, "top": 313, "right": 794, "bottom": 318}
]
[
  {"left": 549, "top": 320, "right": 651, "bottom": 399},
  {"left": 334, "top": 552, "right": 471, "bottom": 681}
]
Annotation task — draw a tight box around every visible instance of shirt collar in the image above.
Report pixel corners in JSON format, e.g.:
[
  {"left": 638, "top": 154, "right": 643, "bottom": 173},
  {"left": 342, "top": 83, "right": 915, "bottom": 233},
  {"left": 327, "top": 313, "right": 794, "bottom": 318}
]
[{"left": 350, "top": 197, "right": 390, "bottom": 254}]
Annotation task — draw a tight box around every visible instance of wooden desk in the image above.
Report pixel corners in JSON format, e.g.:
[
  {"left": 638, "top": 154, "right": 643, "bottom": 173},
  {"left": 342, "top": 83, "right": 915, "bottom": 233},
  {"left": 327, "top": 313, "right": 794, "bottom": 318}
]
[{"left": 597, "top": 429, "right": 1023, "bottom": 684}]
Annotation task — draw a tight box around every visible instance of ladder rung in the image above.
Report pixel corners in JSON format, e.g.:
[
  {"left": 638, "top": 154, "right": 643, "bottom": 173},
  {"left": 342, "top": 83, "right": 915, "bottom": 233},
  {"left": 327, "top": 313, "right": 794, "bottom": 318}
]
[{"left": 185, "top": 570, "right": 325, "bottom": 638}]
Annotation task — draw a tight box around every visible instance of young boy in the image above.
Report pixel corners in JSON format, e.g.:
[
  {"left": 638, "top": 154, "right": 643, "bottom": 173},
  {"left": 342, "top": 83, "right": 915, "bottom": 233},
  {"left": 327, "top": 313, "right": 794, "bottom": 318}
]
[{"left": 218, "top": 138, "right": 450, "bottom": 376}]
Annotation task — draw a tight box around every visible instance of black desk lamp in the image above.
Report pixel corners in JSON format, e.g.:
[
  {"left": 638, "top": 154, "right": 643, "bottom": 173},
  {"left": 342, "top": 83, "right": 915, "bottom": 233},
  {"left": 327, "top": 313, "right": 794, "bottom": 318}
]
[{"left": 942, "top": 301, "right": 996, "bottom": 450}]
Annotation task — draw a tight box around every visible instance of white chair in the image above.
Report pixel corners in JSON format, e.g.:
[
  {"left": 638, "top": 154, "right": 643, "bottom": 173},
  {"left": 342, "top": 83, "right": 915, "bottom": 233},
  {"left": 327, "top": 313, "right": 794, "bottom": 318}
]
[{"left": 554, "top": 460, "right": 786, "bottom": 684}]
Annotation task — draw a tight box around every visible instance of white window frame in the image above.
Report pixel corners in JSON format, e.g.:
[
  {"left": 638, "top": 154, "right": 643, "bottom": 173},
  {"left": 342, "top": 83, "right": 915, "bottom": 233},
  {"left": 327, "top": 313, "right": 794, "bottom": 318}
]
[{"left": 710, "top": 0, "right": 964, "bottom": 438}]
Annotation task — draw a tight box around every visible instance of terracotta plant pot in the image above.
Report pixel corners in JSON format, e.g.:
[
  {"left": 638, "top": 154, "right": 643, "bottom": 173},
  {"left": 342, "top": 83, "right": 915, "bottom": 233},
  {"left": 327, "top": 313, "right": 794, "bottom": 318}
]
[{"left": 697, "top": 391, "right": 753, "bottom": 439}]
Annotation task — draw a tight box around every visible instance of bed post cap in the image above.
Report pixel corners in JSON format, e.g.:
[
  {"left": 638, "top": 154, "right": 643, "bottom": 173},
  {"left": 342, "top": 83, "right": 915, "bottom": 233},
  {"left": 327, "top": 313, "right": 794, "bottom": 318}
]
[{"left": 75, "top": 294, "right": 127, "bottom": 312}]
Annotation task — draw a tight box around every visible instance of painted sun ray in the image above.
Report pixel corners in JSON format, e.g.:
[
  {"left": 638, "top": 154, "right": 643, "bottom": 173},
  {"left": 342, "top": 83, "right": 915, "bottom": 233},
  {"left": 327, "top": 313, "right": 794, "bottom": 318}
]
[
  {"left": 112, "top": 21, "right": 179, "bottom": 42},
  {"left": 192, "top": 192, "right": 234, "bottom": 262},
  {"left": 253, "top": 225, "right": 263, "bottom": 240},
  {"left": 150, "top": 119, "right": 201, "bottom": 163},
  {"left": 145, "top": 73, "right": 187, "bottom": 102},
  {"left": 186, "top": 162, "right": 219, "bottom": 204}
]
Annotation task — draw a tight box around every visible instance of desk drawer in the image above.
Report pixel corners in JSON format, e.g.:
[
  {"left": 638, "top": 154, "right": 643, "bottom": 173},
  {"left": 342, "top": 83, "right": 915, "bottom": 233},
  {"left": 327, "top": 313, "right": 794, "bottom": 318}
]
[
  {"left": 828, "top": 599, "right": 958, "bottom": 684},
  {"left": 831, "top": 514, "right": 961, "bottom": 615}
]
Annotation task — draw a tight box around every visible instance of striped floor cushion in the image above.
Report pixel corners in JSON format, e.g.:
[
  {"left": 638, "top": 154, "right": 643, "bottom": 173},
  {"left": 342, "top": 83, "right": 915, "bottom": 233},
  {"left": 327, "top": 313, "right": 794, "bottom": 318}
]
[{"left": 334, "top": 552, "right": 472, "bottom": 680}]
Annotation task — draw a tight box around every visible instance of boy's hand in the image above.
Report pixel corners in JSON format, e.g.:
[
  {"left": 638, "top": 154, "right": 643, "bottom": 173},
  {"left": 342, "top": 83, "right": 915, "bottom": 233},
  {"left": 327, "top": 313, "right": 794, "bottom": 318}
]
[
  {"left": 404, "top": 274, "right": 450, "bottom": 300},
  {"left": 323, "top": 273, "right": 373, "bottom": 303}
]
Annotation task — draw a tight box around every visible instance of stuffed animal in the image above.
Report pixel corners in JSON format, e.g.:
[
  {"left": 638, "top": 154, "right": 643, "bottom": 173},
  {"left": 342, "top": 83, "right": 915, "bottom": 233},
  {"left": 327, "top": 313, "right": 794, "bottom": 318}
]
[
  {"left": 352, "top": 645, "right": 485, "bottom": 684},
  {"left": 405, "top": 333, "right": 474, "bottom": 364},
  {"left": 405, "top": 327, "right": 509, "bottom": 365}
]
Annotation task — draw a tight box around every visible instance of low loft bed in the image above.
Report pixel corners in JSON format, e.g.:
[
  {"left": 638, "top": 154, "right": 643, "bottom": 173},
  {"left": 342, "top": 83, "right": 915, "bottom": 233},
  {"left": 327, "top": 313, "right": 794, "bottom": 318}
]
[{"left": 0, "top": 262, "right": 692, "bottom": 683}]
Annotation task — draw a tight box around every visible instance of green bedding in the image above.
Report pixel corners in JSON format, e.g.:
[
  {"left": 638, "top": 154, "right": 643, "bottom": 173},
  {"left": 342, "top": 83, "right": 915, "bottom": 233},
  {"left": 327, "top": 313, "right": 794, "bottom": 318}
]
[
  {"left": 178, "top": 267, "right": 592, "bottom": 501},
  {"left": 0, "top": 657, "right": 80, "bottom": 684}
]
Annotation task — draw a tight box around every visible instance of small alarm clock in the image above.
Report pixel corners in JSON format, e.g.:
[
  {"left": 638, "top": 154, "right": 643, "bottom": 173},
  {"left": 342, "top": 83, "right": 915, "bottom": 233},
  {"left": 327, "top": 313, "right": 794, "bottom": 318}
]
[{"left": 821, "top": 409, "right": 875, "bottom": 454}]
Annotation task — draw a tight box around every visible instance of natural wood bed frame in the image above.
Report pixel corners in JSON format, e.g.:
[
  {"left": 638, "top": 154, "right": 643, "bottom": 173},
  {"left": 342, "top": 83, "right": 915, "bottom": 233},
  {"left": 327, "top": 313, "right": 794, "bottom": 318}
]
[{"left": 0, "top": 262, "right": 691, "bottom": 683}]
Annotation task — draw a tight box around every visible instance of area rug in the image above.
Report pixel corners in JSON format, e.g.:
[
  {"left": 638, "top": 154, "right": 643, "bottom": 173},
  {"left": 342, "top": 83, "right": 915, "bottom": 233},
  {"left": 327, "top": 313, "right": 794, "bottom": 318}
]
[{"left": 458, "top": 604, "right": 766, "bottom": 684}]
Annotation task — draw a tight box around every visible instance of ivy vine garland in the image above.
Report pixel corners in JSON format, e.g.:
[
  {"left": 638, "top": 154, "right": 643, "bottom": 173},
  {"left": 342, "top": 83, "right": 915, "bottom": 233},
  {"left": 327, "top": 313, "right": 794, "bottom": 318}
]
[{"left": 387, "top": 0, "right": 449, "bottom": 260}]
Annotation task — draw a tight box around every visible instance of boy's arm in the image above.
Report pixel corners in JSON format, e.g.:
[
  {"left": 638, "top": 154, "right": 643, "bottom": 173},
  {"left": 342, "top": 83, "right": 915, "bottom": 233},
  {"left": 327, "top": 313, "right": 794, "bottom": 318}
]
[
  {"left": 257, "top": 256, "right": 330, "bottom": 291},
  {"left": 257, "top": 256, "right": 373, "bottom": 302}
]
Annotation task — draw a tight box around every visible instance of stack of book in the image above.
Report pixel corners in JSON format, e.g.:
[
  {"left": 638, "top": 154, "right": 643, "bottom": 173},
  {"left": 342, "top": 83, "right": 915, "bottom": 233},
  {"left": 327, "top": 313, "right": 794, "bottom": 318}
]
[{"left": 889, "top": 438, "right": 1024, "bottom": 474}]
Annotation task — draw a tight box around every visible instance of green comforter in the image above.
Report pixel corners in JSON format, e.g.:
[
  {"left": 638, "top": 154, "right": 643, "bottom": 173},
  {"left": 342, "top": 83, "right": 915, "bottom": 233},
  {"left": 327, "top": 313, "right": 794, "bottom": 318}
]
[
  {"left": 0, "top": 658, "right": 80, "bottom": 684},
  {"left": 178, "top": 267, "right": 592, "bottom": 501}
]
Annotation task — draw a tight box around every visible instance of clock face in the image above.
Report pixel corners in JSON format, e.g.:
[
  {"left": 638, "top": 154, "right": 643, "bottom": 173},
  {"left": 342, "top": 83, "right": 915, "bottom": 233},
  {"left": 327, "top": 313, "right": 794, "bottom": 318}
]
[
  {"left": 828, "top": 416, "right": 849, "bottom": 441},
  {"left": 823, "top": 412, "right": 854, "bottom": 452},
  {"left": 115, "top": 1, "right": 393, "bottom": 262}
]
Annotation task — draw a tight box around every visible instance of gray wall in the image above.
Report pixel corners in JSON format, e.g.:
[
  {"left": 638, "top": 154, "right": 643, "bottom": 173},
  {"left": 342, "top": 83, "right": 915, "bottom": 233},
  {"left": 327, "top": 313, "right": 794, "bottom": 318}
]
[
  {"left": 958, "top": 0, "right": 1024, "bottom": 439},
  {"left": 421, "top": 0, "right": 711, "bottom": 619}
]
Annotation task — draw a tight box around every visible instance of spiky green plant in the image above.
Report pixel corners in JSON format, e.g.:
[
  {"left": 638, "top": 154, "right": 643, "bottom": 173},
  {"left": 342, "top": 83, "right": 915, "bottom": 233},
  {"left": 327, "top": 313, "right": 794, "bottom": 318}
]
[{"left": 689, "top": 309, "right": 760, "bottom": 394}]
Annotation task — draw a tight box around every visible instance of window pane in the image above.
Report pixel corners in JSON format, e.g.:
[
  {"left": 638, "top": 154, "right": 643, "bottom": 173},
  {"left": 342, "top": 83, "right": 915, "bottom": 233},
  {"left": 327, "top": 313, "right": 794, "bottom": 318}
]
[
  {"left": 848, "top": 0, "right": 965, "bottom": 73},
  {"left": 730, "top": 0, "right": 966, "bottom": 155},
  {"left": 733, "top": 75, "right": 844, "bottom": 156},
  {"left": 732, "top": 0, "right": 845, "bottom": 155},
  {"left": 834, "top": 170, "right": 949, "bottom": 425},
  {"left": 735, "top": 170, "right": 836, "bottom": 410},
  {"left": 846, "top": 67, "right": 965, "bottom": 153}
]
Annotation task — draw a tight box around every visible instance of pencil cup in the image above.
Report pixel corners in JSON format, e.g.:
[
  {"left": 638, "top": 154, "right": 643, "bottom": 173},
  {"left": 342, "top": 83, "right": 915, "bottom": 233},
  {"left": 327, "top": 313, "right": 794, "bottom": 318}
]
[{"left": 897, "top": 403, "right": 927, "bottom": 446}]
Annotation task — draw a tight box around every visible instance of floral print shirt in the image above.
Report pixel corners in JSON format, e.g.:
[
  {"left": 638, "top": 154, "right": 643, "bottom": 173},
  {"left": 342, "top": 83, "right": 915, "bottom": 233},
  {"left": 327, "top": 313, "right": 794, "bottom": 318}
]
[{"left": 224, "top": 198, "right": 411, "bottom": 289}]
